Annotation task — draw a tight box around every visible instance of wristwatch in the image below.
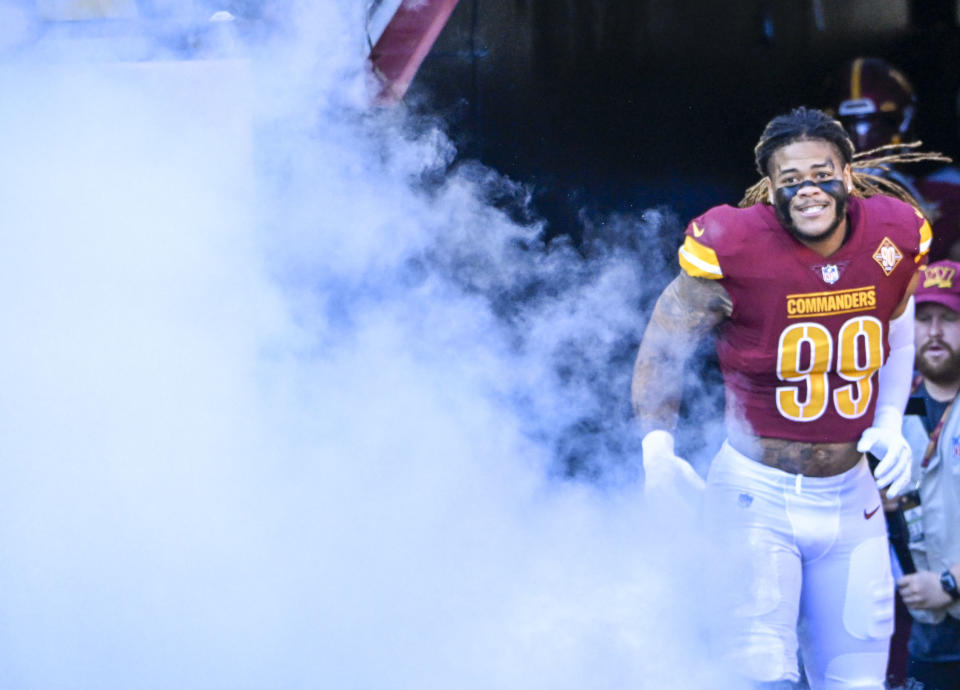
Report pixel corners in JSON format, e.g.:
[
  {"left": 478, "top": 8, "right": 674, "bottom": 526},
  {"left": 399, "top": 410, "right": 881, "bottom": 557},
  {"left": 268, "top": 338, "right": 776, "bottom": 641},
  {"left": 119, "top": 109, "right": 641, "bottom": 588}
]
[{"left": 940, "top": 570, "right": 960, "bottom": 601}]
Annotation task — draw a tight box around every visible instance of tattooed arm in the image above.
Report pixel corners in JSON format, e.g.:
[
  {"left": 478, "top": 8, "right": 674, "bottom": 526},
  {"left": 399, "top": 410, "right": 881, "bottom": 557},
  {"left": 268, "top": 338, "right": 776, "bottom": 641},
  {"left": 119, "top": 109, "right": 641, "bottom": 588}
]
[{"left": 631, "top": 271, "right": 732, "bottom": 435}]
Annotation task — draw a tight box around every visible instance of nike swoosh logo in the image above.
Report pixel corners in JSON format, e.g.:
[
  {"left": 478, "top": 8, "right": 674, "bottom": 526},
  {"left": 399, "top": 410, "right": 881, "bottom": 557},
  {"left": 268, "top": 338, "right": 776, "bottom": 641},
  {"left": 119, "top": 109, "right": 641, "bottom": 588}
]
[
  {"left": 692, "top": 222, "right": 705, "bottom": 237},
  {"left": 864, "top": 505, "right": 881, "bottom": 519}
]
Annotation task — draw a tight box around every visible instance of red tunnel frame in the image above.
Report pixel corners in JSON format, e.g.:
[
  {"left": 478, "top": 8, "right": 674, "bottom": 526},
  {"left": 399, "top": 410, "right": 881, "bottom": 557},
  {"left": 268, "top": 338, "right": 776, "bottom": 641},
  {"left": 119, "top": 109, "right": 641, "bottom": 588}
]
[{"left": 368, "top": 0, "right": 461, "bottom": 105}]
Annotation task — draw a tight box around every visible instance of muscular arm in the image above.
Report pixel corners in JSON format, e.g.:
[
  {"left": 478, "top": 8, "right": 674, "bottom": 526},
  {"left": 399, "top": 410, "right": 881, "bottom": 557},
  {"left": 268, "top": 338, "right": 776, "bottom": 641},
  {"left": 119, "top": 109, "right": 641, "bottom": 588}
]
[{"left": 631, "top": 271, "right": 731, "bottom": 435}]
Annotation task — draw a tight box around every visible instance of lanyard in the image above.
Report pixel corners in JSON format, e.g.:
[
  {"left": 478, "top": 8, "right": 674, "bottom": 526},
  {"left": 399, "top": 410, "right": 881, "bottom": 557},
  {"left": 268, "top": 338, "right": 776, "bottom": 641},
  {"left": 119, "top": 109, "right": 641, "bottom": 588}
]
[{"left": 913, "top": 374, "right": 957, "bottom": 469}]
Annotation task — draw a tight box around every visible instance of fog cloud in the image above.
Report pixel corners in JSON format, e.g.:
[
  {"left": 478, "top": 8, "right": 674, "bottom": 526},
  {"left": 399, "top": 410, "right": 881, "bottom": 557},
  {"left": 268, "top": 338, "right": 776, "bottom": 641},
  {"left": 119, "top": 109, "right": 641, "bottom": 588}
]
[{"left": 0, "top": 2, "right": 740, "bottom": 688}]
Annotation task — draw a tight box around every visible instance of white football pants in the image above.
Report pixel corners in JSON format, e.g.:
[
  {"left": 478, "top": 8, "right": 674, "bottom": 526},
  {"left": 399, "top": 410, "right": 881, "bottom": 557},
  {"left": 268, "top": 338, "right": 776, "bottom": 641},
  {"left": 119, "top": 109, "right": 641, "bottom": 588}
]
[{"left": 703, "top": 441, "right": 894, "bottom": 689}]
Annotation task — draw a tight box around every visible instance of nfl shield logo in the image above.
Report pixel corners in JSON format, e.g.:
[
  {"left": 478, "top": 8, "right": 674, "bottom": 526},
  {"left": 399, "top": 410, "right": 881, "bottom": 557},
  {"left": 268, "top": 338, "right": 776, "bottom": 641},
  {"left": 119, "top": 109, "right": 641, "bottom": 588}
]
[{"left": 821, "top": 264, "right": 840, "bottom": 284}]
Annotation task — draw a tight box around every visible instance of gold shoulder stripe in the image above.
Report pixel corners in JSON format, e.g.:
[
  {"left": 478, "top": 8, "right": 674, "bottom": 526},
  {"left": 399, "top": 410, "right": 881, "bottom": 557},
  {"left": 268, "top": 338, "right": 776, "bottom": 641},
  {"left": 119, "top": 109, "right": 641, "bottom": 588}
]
[
  {"left": 678, "top": 235, "right": 723, "bottom": 279},
  {"left": 917, "top": 219, "right": 932, "bottom": 261}
]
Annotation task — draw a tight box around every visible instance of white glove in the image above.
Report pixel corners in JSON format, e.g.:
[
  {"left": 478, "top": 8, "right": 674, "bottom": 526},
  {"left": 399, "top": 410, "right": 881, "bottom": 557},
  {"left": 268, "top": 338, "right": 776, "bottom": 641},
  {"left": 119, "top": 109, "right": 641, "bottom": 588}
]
[
  {"left": 641, "top": 430, "right": 705, "bottom": 496},
  {"left": 857, "top": 405, "right": 913, "bottom": 498}
]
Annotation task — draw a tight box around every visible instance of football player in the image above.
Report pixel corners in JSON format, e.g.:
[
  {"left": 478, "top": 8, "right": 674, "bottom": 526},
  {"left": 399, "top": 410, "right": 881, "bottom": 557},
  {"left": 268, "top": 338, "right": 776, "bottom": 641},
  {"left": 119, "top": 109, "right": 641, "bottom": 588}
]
[{"left": 632, "top": 106, "right": 930, "bottom": 689}]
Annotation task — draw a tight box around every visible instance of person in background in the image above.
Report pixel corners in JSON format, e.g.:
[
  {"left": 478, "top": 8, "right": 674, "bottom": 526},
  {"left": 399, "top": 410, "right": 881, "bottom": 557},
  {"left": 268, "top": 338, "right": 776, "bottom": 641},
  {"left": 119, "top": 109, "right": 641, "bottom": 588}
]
[
  {"left": 823, "top": 56, "right": 960, "bottom": 261},
  {"left": 897, "top": 260, "right": 960, "bottom": 690}
]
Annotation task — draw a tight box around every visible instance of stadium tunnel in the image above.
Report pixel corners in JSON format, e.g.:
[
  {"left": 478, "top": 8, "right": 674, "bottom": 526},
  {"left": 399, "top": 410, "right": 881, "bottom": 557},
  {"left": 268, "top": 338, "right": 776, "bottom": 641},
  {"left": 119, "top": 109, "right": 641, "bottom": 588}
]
[
  {"left": 374, "top": 0, "right": 960, "bottom": 476},
  {"left": 8, "top": 0, "right": 960, "bottom": 240},
  {"left": 402, "top": 0, "right": 960, "bottom": 242},
  {"left": 4, "top": 0, "right": 960, "bottom": 478}
]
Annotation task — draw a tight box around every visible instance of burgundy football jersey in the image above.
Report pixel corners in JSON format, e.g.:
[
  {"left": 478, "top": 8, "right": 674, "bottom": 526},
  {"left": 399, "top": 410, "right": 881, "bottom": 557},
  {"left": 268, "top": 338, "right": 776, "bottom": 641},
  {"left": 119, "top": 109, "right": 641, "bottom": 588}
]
[{"left": 678, "top": 195, "right": 931, "bottom": 442}]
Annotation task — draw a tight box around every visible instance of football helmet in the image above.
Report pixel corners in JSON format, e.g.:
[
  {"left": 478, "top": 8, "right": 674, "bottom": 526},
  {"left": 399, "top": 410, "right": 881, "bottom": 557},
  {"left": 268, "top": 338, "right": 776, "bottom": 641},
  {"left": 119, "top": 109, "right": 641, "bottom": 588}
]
[{"left": 823, "top": 57, "right": 917, "bottom": 151}]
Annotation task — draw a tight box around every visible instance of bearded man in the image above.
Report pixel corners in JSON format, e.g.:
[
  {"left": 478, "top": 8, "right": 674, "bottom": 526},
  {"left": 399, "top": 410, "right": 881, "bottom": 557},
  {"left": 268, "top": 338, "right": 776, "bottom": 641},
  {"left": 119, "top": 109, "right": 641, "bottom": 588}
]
[{"left": 897, "top": 260, "right": 960, "bottom": 690}]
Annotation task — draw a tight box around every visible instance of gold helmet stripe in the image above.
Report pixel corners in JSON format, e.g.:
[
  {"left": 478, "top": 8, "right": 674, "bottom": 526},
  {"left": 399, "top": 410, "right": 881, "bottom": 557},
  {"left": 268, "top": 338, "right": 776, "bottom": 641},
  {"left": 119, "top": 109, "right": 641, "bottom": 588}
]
[{"left": 851, "top": 57, "right": 864, "bottom": 100}]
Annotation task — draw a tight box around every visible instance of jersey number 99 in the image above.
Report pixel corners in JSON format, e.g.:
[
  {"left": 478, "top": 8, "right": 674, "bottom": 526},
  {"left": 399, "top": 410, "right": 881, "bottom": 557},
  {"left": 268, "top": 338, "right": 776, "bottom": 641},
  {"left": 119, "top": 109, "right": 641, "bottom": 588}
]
[{"left": 775, "top": 316, "right": 883, "bottom": 422}]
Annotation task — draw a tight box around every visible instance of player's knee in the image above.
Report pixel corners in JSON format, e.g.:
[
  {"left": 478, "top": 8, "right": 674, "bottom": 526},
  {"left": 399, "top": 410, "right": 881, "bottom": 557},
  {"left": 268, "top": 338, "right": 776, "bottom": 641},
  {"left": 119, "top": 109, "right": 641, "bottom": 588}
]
[
  {"left": 727, "top": 631, "right": 799, "bottom": 685},
  {"left": 734, "top": 529, "right": 798, "bottom": 617},
  {"left": 843, "top": 536, "right": 894, "bottom": 639},
  {"left": 724, "top": 538, "right": 801, "bottom": 682},
  {"left": 822, "top": 652, "right": 887, "bottom": 689}
]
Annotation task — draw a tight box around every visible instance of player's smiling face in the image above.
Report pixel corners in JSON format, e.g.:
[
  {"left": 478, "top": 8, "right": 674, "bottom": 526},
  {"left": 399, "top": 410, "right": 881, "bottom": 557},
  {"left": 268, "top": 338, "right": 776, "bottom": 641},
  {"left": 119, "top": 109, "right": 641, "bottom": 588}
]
[{"left": 766, "top": 139, "right": 853, "bottom": 249}]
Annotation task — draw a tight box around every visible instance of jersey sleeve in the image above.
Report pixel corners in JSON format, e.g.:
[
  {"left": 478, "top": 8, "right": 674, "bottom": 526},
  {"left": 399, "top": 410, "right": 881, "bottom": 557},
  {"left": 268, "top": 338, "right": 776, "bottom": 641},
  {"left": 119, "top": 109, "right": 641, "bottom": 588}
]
[
  {"left": 677, "top": 214, "right": 724, "bottom": 280},
  {"left": 917, "top": 213, "right": 933, "bottom": 264},
  {"left": 914, "top": 219, "right": 933, "bottom": 263},
  {"left": 899, "top": 201, "right": 932, "bottom": 264}
]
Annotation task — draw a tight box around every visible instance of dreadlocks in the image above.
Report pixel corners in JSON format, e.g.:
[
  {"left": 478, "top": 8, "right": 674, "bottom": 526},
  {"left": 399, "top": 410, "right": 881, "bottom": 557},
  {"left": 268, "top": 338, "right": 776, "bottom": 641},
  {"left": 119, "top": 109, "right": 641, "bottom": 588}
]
[
  {"left": 740, "top": 106, "right": 951, "bottom": 211},
  {"left": 753, "top": 106, "right": 854, "bottom": 178}
]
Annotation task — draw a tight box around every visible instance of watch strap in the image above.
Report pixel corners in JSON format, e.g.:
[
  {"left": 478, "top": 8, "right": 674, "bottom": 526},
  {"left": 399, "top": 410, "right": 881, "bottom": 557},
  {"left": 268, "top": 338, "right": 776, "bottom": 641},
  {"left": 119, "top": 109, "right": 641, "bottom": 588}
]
[{"left": 940, "top": 570, "right": 960, "bottom": 601}]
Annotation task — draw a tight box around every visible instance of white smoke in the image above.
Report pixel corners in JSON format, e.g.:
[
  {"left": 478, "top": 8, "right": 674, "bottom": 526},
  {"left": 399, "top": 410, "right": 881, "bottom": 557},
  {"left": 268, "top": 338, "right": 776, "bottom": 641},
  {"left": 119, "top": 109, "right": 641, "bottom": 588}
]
[{"left": 0, "top": 2, "right": 742, "bottom": 688}]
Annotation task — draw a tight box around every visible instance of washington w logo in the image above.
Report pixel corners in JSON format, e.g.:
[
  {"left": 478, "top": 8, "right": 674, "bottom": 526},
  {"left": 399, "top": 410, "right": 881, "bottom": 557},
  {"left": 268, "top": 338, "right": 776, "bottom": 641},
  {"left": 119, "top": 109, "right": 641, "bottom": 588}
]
[{"left": 923, "top": 264, "right": 956, "bottom": 289}]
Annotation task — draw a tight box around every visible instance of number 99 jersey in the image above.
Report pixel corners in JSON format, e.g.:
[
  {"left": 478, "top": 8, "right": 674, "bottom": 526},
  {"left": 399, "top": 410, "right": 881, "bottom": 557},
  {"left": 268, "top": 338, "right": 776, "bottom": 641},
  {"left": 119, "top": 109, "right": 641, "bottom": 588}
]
[{"left": 679, "top": 194, "right": 931, "bottom": 442}]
